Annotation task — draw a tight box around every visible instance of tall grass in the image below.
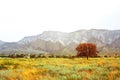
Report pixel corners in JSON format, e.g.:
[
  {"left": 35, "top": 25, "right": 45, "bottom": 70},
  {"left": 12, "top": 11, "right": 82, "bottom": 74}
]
[{"left": 0, "top": 58, "right": 119, "bottom": 80}]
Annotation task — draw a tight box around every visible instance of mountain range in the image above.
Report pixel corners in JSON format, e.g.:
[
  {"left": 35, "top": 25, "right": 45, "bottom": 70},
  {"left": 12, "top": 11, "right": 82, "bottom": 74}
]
[{"left": 0, "top": 29, "right": 120, "bottom": 55}]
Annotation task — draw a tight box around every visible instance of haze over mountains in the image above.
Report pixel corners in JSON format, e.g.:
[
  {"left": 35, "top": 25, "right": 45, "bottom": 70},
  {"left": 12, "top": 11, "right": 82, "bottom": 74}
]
[{"left": 0, "top": 29, "right": 120, "bottom": 55}]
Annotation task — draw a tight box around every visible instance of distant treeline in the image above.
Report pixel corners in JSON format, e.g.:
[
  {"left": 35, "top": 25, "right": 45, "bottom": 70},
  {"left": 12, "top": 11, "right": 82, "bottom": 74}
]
[
  {"left": 0, "top": 53, "right": 119, "bottom": 58},
  {"left": 0, "top": 53, "right": 73, "bottom": 58}
]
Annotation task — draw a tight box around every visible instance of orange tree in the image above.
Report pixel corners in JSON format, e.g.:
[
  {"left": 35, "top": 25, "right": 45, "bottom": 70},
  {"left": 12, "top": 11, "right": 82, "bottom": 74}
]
[{"left": 76, "top": 43, "right": 97, "bottom": 59}]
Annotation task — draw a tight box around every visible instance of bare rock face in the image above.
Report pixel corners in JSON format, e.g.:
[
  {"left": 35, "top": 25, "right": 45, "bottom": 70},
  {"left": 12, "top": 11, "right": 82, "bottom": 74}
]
[{"left": 0, "top": 29, "right": 120, "bottom": 54}]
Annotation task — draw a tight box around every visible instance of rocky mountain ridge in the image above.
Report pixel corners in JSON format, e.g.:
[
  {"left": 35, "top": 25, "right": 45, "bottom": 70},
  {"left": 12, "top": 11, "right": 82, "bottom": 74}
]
[{"left": 0, "top": 29, "right": 120, "bottom": 54}]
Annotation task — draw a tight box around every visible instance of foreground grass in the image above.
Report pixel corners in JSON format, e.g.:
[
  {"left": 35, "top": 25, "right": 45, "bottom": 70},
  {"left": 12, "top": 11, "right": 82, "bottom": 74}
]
[{"left": 0, "top": 58, "right": 120, "bottom": 80}]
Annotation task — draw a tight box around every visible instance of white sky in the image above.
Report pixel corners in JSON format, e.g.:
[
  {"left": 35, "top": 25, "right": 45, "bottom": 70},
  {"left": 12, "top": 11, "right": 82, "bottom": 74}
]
[{"left": 0, "top": 0, "right": 120, "bottom": 42}]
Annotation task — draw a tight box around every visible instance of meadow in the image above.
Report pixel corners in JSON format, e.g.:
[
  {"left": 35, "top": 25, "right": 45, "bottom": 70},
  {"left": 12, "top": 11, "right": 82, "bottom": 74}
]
[{"left": 0, "top": 58, "right": 120, "bottom": 80}]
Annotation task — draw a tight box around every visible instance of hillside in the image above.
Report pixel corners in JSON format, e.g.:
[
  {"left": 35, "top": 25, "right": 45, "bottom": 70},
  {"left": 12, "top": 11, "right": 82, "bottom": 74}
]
[{"left": 0, "top": 29, "right": 120, "bottom": 55}]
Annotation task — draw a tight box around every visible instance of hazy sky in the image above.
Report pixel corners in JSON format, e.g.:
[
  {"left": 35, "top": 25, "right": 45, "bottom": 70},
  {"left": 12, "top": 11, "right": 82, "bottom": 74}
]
[{"left": 0, "top": 0, "right": 120, "bottom": 42}]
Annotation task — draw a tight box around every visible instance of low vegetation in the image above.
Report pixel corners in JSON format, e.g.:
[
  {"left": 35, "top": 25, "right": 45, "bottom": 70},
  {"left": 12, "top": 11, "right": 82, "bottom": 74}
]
[{"left": 0, "top": 58, "right": 120, "bottom": 80}]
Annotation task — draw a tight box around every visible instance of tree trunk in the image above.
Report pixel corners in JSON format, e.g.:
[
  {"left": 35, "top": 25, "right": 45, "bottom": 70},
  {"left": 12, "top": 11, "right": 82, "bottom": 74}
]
[{"left": 87, "top": 45, "right": 88, "bottom": 60}]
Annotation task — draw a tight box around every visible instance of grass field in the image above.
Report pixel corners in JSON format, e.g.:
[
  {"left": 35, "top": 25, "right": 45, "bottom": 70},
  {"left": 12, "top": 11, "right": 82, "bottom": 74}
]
[{"left": 0, "top": 58, "right": 120, "bottom": 80}]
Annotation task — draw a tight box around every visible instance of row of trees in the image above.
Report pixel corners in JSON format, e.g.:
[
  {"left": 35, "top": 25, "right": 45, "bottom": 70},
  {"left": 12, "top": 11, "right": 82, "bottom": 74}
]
[{"left": 0, "top": 53, "right": 74, "bottom": 58}]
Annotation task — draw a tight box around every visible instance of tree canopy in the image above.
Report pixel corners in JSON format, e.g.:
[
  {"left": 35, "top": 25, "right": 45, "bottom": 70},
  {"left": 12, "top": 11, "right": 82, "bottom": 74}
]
[{"left": 76, "top": 43, "right": 97, "bottom": 59}]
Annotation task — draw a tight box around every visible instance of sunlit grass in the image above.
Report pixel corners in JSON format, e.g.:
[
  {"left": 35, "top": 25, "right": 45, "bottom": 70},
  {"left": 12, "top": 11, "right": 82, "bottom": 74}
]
[{"left": 0, "top": 58, "right": 120, "bottom": 80}]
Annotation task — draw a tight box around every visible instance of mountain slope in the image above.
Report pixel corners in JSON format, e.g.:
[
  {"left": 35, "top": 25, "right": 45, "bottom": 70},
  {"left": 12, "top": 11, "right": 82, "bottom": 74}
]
[
  {"left": 0, "top": 29, "right": 120, "bottom": 54},
  {"left": 0, "top": 40, "right": 5, "bottom": 46}
]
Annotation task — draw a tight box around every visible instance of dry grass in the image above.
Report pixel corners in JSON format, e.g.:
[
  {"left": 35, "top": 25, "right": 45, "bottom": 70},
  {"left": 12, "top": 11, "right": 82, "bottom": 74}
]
[{"left": 0, "top": 57, "right": 120, "bottom": 80}]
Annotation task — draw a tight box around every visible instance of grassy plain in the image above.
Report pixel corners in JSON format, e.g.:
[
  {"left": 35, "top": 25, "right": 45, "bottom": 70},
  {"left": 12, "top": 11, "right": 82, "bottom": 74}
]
[{"left": 0, "top": 58, "right": 120, "bottom": 80}]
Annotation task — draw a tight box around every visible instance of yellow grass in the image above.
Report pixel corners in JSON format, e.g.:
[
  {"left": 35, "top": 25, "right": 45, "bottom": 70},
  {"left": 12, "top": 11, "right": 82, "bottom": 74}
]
[{"left": 0, "top": 58, "right": 120, "bottom": 80}]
